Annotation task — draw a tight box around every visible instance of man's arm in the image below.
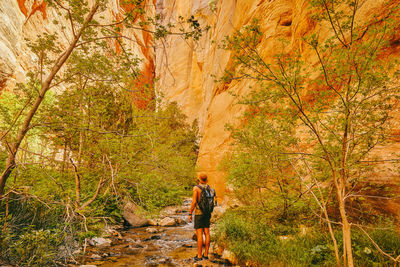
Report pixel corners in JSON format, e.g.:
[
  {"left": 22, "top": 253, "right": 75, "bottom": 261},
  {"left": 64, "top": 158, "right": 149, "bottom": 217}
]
[{"left": 189, "top": 186, "right": 198, "bottom": 222}]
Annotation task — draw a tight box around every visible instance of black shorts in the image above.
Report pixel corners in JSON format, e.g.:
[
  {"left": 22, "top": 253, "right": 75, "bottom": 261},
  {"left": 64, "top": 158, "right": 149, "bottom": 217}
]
[{"left": 194, "top": 214, "right": 211, "bottom": 229}]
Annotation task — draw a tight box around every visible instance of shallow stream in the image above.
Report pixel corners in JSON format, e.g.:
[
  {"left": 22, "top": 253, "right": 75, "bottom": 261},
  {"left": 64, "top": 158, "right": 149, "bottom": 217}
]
[{"left": 78, "top": 200, "right": 231, "bottom": 267}]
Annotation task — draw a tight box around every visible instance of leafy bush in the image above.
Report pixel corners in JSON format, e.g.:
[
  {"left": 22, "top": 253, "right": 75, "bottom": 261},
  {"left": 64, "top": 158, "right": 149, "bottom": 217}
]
[
  {"left": 214, "top": 209, "right": 400, "bottom": 266},
  {"left": 134, "top": 174, "right": 184, "bottom": 212},
  {"left": 9, "top": 228, "right": 63, "bottom": 266}
]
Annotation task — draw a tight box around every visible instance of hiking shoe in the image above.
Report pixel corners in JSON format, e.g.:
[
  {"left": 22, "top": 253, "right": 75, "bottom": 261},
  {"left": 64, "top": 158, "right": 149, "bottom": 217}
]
[
  {"left": 202, "top": 255, "right": 209, "bottom": 260},
  {"left": 193, "top": 255, "right": 202, "bottom": 261}
]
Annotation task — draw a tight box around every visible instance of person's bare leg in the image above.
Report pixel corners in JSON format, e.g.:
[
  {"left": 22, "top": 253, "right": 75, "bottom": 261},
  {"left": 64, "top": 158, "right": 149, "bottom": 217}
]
[
  {"left": 196, "top": 228, "right": 204, "bottom": 258},
  {"left": 204, "top": 227, "right": 210, "bottom": 257}
]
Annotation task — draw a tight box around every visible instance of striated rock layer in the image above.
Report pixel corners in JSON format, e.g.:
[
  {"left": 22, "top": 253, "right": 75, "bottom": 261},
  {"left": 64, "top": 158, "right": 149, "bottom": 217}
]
[
  {"left": 155, "top": 0, "right": 400, "bottom": 206},
  {"left": 1, "top": 0, "right": 400, "bottom": 212},
  {"left": 0, "top": 0, "right": 155, "bottom": 93}
]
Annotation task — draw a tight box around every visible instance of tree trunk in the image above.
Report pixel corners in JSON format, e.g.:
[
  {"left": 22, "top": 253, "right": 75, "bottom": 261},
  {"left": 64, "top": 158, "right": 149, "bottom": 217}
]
[
  {"left": 340, "top": 196, "right": 353, "bottom": 267},
  {"left": 0, "top": 3, "right": 99, "bottom": 196},
  {"left": 70, "top": 158, "right": 81, "bottom": 208},
  {"left": 335, "top": 179, "right": 353, "bottom": 267},
  {"left": 0, "top": 155, "right": 16, "bottom": 196},
  {"left": 340, "top": 109, "right": 353, "bottom": 267}
]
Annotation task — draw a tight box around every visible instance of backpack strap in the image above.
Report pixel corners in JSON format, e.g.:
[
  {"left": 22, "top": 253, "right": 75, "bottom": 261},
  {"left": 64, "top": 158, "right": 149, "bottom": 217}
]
[{"left": 196, "top": 185, "right": 204, "bottom": 191}]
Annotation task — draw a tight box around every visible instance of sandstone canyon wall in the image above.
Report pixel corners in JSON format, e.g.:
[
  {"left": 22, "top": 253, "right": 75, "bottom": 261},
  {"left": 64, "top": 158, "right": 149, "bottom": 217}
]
[
  {"left": 0, "top": 0, "right": 155, "bottom": 93},
  {"left": 155, "top": 0, "right": 400, "bottom": 203},
  {"left": 1, "top": 0, "right": 400, "bottom": 206}
]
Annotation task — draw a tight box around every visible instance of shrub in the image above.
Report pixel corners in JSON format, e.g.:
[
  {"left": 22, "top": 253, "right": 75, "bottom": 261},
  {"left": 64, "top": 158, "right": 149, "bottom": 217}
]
[
  {"left": 214, "top": 209, "right": 400, "bottom": 266},
  {"left": 134, "top": 174, "right": 184, "bottom": 212},
  {"left": 7, "top": 228, "right": 63, "bottom": 266}
]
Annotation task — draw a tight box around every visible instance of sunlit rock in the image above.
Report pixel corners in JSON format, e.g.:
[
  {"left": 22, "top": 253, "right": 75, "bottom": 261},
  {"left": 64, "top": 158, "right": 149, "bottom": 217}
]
[
  {"left": 221, "top": 249, "right": 238, "bottom": 265},
  {"left": 159, "top": 217, "right": 177, "bottom": 227},
  {"left": 123, "top": 202, "right": 150, "bottom": 228}
]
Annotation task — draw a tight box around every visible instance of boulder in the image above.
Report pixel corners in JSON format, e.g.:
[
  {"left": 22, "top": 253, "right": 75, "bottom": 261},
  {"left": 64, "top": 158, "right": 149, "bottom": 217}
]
[
  {"left": 159, "top": 217, "right": 177, "bottom": 226},
  {"left": 144, "top": 235, "right": 161, "bottom": 241},
  {"left": 148, "top": 219, "right": 158, "bottom": 226},
  {"left": 221, "top": 249, "right": 238, "bottom": 265},
  {"left": 212, "top": 206, "right": 226, "bottom": 221},
  {"left": 192, "top": 233, "right": 197, "bottom": 241},
  {"left": 211, "top": 244, "right": 224, "bottom": 255},
  {"left": 158, "top": 257, "right": 171, "bottom": 264},
  {"left": 175, "top": 217, "right": 186, "bottom": 225},
  {"left": 89, "top": 254, "right": 102, "bottom": 260},
  {"left": 146, "top": 227, "right": 159, "bottom": 233},
  {"left": 91, "top": 237, "right": 111, "bottom": 247},
  {"left": 123, "top": 202, "right": 149, "bottom": 227},
  {"left": 182, "top": 242, "right": 194, "bottom": 248}
]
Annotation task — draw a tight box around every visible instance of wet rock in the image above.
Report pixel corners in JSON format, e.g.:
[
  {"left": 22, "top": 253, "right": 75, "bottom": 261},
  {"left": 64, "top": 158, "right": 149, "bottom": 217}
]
[
  {"left": 124, "top": 238, "right": 132, "bottom": 244},
  {"left": 130, "top": 243, "right": 145, "bottom": 248},
  {"left": 123, "top": 202, "right": 149, "bottom": 227},
  {"left": 158, "top": 257, "right": 171, "bottom": 264},
  {"left": 221, "top": 249, "right": 238, "bottom": 265},
  {"left": 148, "top": 219, "right": 158, "bottom": 226},
  {"left": 90, "top": 237, "right": 112, "bottom": 247},
  {"left": 183, "top": 198, "right": 192, "bottom": 205},
  {"left": 151, "top": 235, "right": 161, "bottom": 240},
  {"left": 146, "top": 227, "right": 159, "bottom": 233},
  {"left": 144, "top": 235, "right": 162, "bottom": 241},
  {"left": 104, "top": 225, "right": 123, "bottom": 236},
  {"left": 90, "top": 253, "right": 102, "bottom": 260},
  {"left": 175, "top": 217, "right": 187, "bottom": 225},
  {"left": 182, "top": 243, "right": 194, "bottom": 248},
  {"left": 175, "top": 207, "right": 188, "bottom": 214},
  {"left": 145, "top": 255, "right": 172, "bottom": 265},
  {"left": 126, "top": 247, "right": 142, "bottom": 255},
  {"left": 159, "top": 217, "right": 177, "bottom": 226},
  {"left": 109, "top": 252, "right": 122, "bottom": 257},
  {"left": 111, "top": 231, "right": 123, "bottom": 239},
  {"left": 211, "top": 244, "right": 224, "bottom": 255}
]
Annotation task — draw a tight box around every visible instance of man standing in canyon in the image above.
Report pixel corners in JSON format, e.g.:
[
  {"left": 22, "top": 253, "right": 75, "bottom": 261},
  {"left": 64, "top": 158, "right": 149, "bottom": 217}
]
[{"left": 189, "top": 173, "right": 216, "bottom": 261}]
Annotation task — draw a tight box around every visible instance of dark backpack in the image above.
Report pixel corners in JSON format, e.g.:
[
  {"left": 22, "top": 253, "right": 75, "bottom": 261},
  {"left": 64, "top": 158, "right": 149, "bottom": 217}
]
[{"left": 196, "top": 185, "right": 215, "bottom": 215}]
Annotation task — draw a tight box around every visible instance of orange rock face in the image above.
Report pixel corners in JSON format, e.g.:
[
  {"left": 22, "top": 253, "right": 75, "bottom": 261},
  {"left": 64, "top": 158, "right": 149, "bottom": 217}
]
[
  {"left": 0, "top": 0, "right": 155, "bottom": 97},
  {"left": 1, "top": 0, "right": 399, "bottom": 211},
  {"left": 155, "top": 0, "right": 400, "bottom": 204}
]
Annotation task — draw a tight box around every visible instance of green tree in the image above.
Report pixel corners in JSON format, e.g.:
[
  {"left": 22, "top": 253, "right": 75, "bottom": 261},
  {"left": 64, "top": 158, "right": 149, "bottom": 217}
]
[
  {"left": 223, "top": 112, "right": 304, "bottom": 219},
  {"left": 0, "top": 1, "right": 203, "bottom": 264},
  {"left": 221, "top": 1, "right": 400, "bottom": 266},
  {"left": 0, "top": 0, "right": 206, "bottom": 196}
]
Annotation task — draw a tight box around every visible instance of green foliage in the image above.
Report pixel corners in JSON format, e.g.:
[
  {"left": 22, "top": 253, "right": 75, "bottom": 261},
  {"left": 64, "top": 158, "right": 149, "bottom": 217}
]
[
  {"left": 9, "top": 228, "right": 63, "bottom": 267},
  {"left": 134, "top": 174, "right": 184, "bottom": 212},
  {"left": 0, "top": 195, "right": 65, "bottom": 266},
  {"left": 0, "top": 226, "right": 12, "bottom": 261},
  {"left": 214, "top": 210, "right": 329, "bottom": 266},
  {"left": 0, "top": 96, "right": 198, "bottom": 264},
  {"left": 0, "top": 1, "right": 203, "bottom": 266},
  {"left": 222, "top": 113, "right": 310, "bottom": 220},
  {"left": 219, "top": 1, "right": 400, "bottom": 265},
  {"left": 215, "top": 210, "right": 400, "bottom": 266}
]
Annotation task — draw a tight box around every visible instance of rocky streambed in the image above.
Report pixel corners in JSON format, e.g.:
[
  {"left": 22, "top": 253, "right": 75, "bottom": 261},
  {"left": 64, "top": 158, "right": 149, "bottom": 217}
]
[{"left": 76, "top": 199, "right": 233, "bottom": 267}]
